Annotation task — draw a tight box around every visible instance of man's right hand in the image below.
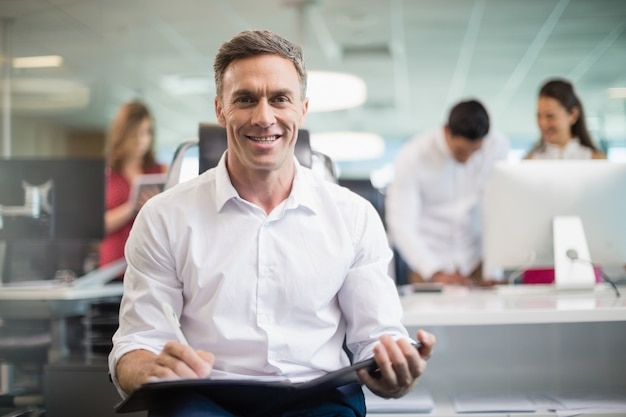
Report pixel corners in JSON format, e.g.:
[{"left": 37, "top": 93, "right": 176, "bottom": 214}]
[
  {"left": 430, "top": 271, "right": 473, "bottom": 286},
  {"left": 116, "top": 342, "right": 214, "bottom": 394}
]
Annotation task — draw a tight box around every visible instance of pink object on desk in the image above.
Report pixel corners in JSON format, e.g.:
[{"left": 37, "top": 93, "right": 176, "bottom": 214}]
[{"left": 522, "top": 267, "right": 602, "bottom": 284}]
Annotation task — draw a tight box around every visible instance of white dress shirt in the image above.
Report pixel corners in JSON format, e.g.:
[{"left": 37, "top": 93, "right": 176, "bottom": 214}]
[
  {"left": 109, "top": 154, "right": 409, "bottom": 395},
  {"left": 385, "top": 127, "right": 509, "bottom": 280},
  {"left": 529, "top": 138, "right": 593, "bottom": 159}
]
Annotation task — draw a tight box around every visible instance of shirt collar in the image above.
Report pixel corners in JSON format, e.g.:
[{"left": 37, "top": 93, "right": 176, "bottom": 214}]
[
  {"left": 286, "top": 161, "right": 319, "bottom": 214},
  {"left": 435, "top": 127, "right": 451, "bottom": 157},
  {"left": 214, "top": 152, "right": 319, "bottom": 215},
  {"left": 562, "top": 137, "right": 583, "bottom": 153},
  {"left": 543, "top": 137, "right": 588, "bottom": 157},
  {"left": 214, "top": 152, "right": 237, "bottom": 212}
]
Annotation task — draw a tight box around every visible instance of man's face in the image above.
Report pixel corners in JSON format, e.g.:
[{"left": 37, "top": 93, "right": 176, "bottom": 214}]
[
  {"left": 134, "top": 117, "right": 153, "bottom": 159},
  {"left": 444, "top": 127, "right": 484, "bottom": 163},
  {"left": 214, "top": 54, "right": 308, "bottom": 177}
]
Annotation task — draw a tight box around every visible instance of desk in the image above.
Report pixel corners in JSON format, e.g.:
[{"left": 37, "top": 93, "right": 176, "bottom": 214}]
[
  {"left": 368, "top": 285, "right": 626, "bottom": 416},
  {"left": 399, "top": 284, "right": 626, "bottom": 326},
  {"left": 6, "top": 282, "right": 623, "bottom": 416},
  {"left": 0, "top": 283, "right": 124, "bottom": 361}
]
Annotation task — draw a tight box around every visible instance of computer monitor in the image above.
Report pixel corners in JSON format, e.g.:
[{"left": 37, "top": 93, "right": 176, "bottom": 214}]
[
  {"left": 0, "top": 158, "right": 105, "bottom": 282},
  {"left": 483, "top": 160, "right": 626, "bottom": 282}
]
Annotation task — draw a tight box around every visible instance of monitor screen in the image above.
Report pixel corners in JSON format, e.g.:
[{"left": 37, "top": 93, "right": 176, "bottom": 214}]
[
  {"left": 0, "top": 158, "right": 105, "bottom": 282},
  {"left": 482, "top": 160, "right": 626, "bottom": 280},
  {"left": 0, "top": 158, "right": 105, "bottom": 239}
]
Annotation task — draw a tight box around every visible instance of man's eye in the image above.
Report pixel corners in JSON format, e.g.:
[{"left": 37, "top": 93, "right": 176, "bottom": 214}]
[
  {"left": 273, "top": 96, "right": 289, "bottom": 103},
  {"left": 236, "top": 97, "right": 254, "bottom": 104}
]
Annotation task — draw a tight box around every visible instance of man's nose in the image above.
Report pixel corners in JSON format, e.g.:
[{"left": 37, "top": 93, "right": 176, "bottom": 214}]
[{"left": 251, "top": 100, "right": 276, "bottom": 128}]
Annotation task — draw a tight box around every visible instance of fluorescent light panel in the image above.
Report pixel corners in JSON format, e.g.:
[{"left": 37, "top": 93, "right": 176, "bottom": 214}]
[
  {"left": 307, "top": 71, "right": 366, "bottom": 112},
  {"left": 12, "top": 55, "right": 63, "bottom": 68},
  {"left": 608, "top": 87, "right": 626, "bottom": 99},
  {"left": 311, "top": 131, "right": 385, "bottom": 161},
  {"left": 160, "top": 75, "right": 213, "bottom": 95}
]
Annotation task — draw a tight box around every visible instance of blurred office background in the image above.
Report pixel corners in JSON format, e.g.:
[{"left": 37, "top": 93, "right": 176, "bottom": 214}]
[
  {"left": 1, "top": 0, "right": 625, "bottom": 179},
  {"left": 1, "top": 4, "right": 625, "bottom": 415}
]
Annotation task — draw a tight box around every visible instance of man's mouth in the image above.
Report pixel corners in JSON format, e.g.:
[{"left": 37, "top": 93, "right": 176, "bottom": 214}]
[{"left": 249, "top": 135, "right": 279, "bottom": 143}]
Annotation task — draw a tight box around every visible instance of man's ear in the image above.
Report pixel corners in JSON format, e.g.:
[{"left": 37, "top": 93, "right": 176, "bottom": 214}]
[
  {"left": 214, "top": 96, "right": 226, "bottom": 127},
  {"left": 299, "top": 97, "right": 309, "bottom": 126},
  {"left": 443, "top": 125, "right": 452, "bottom": 141}
]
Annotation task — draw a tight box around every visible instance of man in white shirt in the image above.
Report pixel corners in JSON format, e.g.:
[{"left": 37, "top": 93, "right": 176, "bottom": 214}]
[
  {"left": 385, "top": 100, "right": 509, "bottom": 286},
  {"left": 109, "top": 30, "right": 435, "bottom": 416}
]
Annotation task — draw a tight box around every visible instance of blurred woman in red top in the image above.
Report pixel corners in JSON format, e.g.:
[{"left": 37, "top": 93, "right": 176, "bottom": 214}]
[{"left": 99, "top": 101, "right": 166, "bottom": 271}]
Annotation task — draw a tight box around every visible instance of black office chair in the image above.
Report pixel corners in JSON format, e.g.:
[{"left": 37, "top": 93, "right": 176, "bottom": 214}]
[
  {"left": 0, "top": 320, "right": 49, "bottom": 417},
  {"left": 165, "top": 123, "right": 337, "bottom": 190},
  {"left": 0, "top": 407, "right": 40, "bottom": 417}
]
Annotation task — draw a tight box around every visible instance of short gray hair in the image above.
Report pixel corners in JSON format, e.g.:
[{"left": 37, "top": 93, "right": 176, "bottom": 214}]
[{"left": 213, "top": 30, "right": 307, "bottom": 100}]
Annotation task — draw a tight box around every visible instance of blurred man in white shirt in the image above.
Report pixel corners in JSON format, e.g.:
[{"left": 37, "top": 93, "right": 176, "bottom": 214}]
[{"left": 386, "top": 100, "right": 509, "bottom": 286}]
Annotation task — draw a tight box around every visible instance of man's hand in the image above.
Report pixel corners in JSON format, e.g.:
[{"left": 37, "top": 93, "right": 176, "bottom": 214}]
[
  {"left": 135, "top": 185, "right": 161, "bottom": 211},
  {"left": 116, "top": 342, "right": 214, "bottom": 394},
  {"left": 431, "top": 271, "right": 473, "bottom": 286},
  {"left": 358, "top": 330, "right": 435, "bottom": 399}
]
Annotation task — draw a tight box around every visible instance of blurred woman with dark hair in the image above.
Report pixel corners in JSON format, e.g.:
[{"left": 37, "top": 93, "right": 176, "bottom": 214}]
[
  {"left": 525, "top": 78, "right": 606, "bottom": 159},
  {"left": 99, "top": 100, "right": 167, "bottom": 269}
]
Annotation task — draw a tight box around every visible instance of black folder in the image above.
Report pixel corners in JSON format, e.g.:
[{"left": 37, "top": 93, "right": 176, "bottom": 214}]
[{"left": 115, "top": 357, "right": 377, "bottom": 414}]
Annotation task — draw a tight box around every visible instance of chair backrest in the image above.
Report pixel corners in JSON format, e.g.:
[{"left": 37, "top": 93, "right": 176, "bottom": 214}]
[
  {"left": 164, "top": 139, "right": 199, "bottom": 190},
  {"left": 198, "top": 123, "right": 313, "bottom": 174}
]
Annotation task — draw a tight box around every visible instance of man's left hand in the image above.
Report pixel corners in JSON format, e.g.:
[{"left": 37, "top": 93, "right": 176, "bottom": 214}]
[{"left": 358, "top": 330, "right": 435, "bottom": 399}]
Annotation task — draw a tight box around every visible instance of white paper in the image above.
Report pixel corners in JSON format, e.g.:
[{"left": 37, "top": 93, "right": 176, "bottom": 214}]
[
  {"left": 366, "top": 388, "right": 434, "bottom": 413},
  {"left": 451, "top": 393, "right": 536, "bottom": 413}
]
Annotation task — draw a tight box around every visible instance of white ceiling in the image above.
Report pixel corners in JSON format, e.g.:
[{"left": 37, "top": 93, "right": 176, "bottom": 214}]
[{"left": 1, "top": 0, "right": 626, "bottom": 168}]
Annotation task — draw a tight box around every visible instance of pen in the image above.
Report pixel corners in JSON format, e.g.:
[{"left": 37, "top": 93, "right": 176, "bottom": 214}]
[{"left": 161, "top": 301, "right": 190, "bottom": 346}]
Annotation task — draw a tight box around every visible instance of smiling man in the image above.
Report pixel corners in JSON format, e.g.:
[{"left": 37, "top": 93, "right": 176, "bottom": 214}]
[{"left": 109, "top": 30, "right": 435, "bottom": 417}]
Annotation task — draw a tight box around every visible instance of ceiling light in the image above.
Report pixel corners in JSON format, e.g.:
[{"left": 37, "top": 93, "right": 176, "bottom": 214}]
[
  {"left": 608, "top": 87, "right": 626, "bottom": 99},
  {"left": 310, "top": 131, "right": 385, "bottom": 161},
  {"left": 12, "top": 55, "right": 63, "bottom": 68},
  {"left": 160, "top": 75, "right": 214, "bottom": 95},
  {"left": 307, "top": 71, "right": 366, "bottom": 112},
  {"left": 5, "top": 78, "right": 89, "bottom": 110}
]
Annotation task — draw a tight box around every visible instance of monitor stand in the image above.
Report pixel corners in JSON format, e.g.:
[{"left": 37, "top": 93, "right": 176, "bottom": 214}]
[{"left": 553, "top": 216, "right": 596, "bottom": 289}]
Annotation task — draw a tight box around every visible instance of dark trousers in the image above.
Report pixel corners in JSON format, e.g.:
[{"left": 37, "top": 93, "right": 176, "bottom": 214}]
[{"left": 148, "top": 382, "right": 366, "bottom": 417}]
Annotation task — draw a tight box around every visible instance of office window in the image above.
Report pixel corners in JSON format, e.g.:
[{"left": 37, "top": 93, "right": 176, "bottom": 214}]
[{"left": 608, "top": 147, "right": 626, "bottom": 162}]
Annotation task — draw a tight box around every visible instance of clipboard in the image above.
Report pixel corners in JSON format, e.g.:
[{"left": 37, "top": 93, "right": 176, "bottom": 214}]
[
  {"left": 128, "top": 173, "right": 167, "bottom": 207},
  {"left": 115, "top": 357, "right": 378, "bottom": 414}
]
